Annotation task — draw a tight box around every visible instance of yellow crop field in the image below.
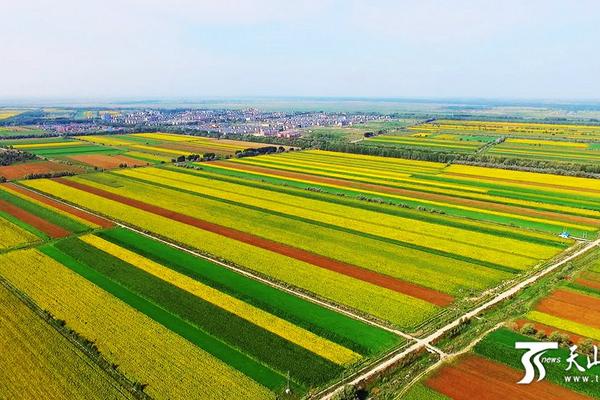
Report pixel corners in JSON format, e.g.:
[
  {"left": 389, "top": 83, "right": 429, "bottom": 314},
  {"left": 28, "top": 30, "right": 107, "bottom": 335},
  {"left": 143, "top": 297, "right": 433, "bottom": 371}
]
[
  {"left": 0, "top": 283, "right": 132, "bottom": 399},
  {"left": 445, "top": 164, "right": 600, "bottom": 192},
  {"left": 119, "top": 168, "right": 559, "bottom": 270},
  {"left": 22, "top": 179, "right": 438, "bottom": 325},
  {"left": 132, "top": 132, "right": 197, "bottom": 142},
  {"left": 0, "top": 217, "right": 39, "bottom": 250},
  {"left": 76, "top": 136, "right": 132, "bottom": 147},
  {"left": 504, "top": 138, "right": 588, "bottom": 148},
  {"left": 124, "top": 151, "right": 171, "bottom": 162},
  {"left": 80, "top": 234, "right": 361, "bottom": 366},
  {"left": 0, "top": 249, "right": 274, "bottom": 400},
  {"left": 0, "top": 185, "right": 100, "bottom": 229}
]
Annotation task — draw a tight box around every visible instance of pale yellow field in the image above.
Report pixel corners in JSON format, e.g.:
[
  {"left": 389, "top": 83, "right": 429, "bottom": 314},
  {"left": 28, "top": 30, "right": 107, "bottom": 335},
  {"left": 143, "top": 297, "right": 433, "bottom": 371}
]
[
  {"left": 0, "top": 283, "right": 132, "bottom": 399},
  {"left": 0, "top": 249, "right": 274, "bottom": 400}
]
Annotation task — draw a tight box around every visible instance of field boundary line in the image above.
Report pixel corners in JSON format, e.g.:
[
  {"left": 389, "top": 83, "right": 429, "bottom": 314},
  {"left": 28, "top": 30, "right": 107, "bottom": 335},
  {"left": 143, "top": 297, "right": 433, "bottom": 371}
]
[
  {"left": 12, "top": 183, "right": 429, "bottom": 344},
  {"left": 318, "top": 237, "right": 600, "bottom": 399},
  {"left": 393, "top": 321, "right": 504, "bottom": 399}
]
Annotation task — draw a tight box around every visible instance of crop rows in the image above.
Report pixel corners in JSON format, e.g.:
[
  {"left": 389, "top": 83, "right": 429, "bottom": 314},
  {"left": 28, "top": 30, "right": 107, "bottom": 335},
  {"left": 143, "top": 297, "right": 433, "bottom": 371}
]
[{"left": 20, "top": 152, "right": 582, "bottom": 330}]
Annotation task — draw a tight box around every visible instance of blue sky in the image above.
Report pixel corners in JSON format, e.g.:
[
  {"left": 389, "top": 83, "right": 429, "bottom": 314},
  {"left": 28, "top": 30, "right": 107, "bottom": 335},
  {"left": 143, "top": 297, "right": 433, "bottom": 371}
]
[{"left": 2, "top": 0, "right": 599, "bottom": 100}]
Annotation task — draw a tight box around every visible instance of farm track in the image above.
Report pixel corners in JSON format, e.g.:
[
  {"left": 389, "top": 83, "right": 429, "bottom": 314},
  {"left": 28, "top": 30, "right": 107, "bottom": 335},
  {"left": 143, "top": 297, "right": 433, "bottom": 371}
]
[
  {"left": 10, "top": 182, "right": 444, "bottom": 349},
  {"left": 10, "top": 180, "right": 600, "bottom": 399},
  {"left": 54, "top": 178, "right": 453, "bottom": 307},
  {"left": 319, "top": 237, "right": 600, "bottom": 399},
  {"left": 213, "top": 161, "right": 599, "bottom": 227}
]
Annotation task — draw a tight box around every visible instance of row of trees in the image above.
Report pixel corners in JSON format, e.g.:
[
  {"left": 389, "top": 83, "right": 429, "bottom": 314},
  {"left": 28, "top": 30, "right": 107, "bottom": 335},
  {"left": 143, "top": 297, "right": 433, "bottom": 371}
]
[
  {"left": 318, "top": 142, "right": 600, "bottom": 177},
  {"left": 0, "top": 149, "right": 36, "bottom": 166}
]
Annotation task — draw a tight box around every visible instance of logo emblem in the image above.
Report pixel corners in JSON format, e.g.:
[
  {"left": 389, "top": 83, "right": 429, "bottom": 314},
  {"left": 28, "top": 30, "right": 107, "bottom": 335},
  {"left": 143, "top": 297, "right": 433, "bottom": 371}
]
[{"left": 515, "top": 342, "right": 559, "bottom": 384}]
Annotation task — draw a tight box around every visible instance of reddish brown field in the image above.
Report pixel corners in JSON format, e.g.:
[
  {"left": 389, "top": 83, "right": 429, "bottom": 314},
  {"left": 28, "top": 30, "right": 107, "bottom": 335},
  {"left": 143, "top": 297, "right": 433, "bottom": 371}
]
[
  {"left": 55, "top": 178, "right": 453, "bottom": 306},
  {"left": 0, "top": 161, "right": 83, "bottom": 180},
  {"left": 513, "top": 319, "right": 596, "bottom": 346},
  {"left": 535, "top": 290, "right": 600, "bottom": 329},
  {"left": 426, "top": 355, "right": 590, "bottom": 400},
  {"left": 0, "top": 199, "right": 69, "bottom": 238},
  {"left": 4, "top": 183, "right": 113, "bottom": 229},
  {"left": 575, "top": 277, "right": 600, "bottom": 291},
  {"left": 68, "top": 154, "right": 149, "bottom": 169},
  {"left": 215, "top": 161, "right": 598, "bottom": 227}
]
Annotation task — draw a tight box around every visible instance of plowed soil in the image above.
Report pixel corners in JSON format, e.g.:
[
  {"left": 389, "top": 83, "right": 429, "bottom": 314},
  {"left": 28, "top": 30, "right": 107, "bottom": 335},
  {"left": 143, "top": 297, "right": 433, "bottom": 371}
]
[
  {"left": 426, "top": 354, "right": 590, "bottom": 400},
  {"left": 4, "top": 183, "right": 113, "bottom": 228},
  {"left": 575, "top": 277, "right": 600, "bottom": 292},
  {"left": 69, "top": 154, "right": 149, "bottom": 169},
  {"left": 0, "top": 161, "right": 83, "bottom": 180},
  {"left": 0, "top": 199, "right": 70, "bottom": 238},
  {"left": 536, "top": 290, "right": 600, "bottom": 329}
]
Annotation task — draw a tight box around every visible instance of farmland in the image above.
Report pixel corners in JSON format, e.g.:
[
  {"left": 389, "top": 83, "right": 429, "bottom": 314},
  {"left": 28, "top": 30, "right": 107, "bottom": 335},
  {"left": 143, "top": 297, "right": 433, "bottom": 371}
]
[
  {"left": 0, "top": 126, "right": 46, "bottom": 138},
  {"left": 488, "top": 138, "right": 600, "bottom": 164},
  {"left": 0, "top": 225, "right": 399, "bottom": 397},
  {"left": 77, "top": 132, "right": 273, "bottom": 160},
  {"left": 363, "top": 131, "right": 492, "bottom": 153},
  {"left": 361, "top": 120, "right": 600, "bottom": 166},
  {"left": 206, "top": 150, "right": 600, "bottom": 237},
  {"left": 0, "top": 282, "right": 132, "bottom": 399},
  {"left": 402, "top": 248, "right": 600, "bottom": 400},
  {"left": 18, "top": 150, "right": 591, "bottom": 331},
  {"left": 302, "top": 120, "right": 416, "bottom": 143},
  {"left": 0, "top": 125, "right": 599, "bottom": 399}
]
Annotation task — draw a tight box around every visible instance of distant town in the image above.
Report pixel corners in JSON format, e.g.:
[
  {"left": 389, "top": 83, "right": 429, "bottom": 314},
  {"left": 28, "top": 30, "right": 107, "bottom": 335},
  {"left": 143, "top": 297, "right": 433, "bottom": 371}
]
[{"left": 1, "top": 107, "right": 391, "bottom": 138}]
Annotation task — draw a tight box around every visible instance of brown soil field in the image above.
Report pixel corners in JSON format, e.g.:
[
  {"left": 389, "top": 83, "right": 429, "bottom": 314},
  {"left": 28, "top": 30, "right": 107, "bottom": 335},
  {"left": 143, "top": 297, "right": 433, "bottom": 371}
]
[
  {"left": 514, "top": 319, "right": 597, "bottom": 346},
  {"left": 56, "top": 178, "right": 453, "bottom": 306},
  {"left": 445, "top": 172, "right": 600, "bottom": 195},
  {"left": 4, "top": 183, "right": 113, "bottom": 228},
  {"left": 536, "top": 290, "right": 600, "bottom": 329},
  {"left": 0, "top": 161, "right": 83, "bottom": 180},
  {"left": 68, "top": 154, "right": 149, "bottom": 169},
  {"left": 426, "top": 354, "right": 590, "bottom": 400},
  {"left": 575, "top": 277, "right": 600, "bottom": 292},
  {"left": 0, "top": 199, "right": 69, "bottom": 238},
  {"left": 215, "top": 161, "right": 598, "bottom": 227}
]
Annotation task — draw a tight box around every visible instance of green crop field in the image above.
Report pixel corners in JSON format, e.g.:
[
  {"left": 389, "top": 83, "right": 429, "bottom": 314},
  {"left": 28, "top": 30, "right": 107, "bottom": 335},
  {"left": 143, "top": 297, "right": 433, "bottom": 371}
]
[{"left": 19, "top": 150, "right": 595, "bottom": 335}]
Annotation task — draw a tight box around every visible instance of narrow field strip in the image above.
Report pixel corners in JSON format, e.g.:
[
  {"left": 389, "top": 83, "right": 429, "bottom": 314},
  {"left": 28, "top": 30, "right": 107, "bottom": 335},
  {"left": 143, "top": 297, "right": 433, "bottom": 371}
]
[
  {"left": 55, "top": 178, "right": 453, "bottom": 306},
  {"left": 97, "top": 227, "right": 401, "bottom": 356},
  {"left": 0, "top": 216, "right": 40, "bottom": 250},
  {"left": 0, "top": 248, "right": 276, "bottom": 399},
  {"left": 4, "top": 183, "right": 112, "bottom": 229},
  {"left": 214, "top": 161, "right": 598, "bottom": 229},
  {"left": 80, "top": 233, "right": 361, "bottom": 366},
  {"left": 52, "top": 237, "right": 341, "bottom": 387},
  {"left": 23, "top": 178, "right": 434, "bottom": 327},
  {"left": 0, "top": 283, "right": 132, "bottom": 400},
  {"left": 425, "top": 355, "right": 588, "bottom": 400},
  {"left": 0, "top": 198, "right": 70, "bottom": 238}
]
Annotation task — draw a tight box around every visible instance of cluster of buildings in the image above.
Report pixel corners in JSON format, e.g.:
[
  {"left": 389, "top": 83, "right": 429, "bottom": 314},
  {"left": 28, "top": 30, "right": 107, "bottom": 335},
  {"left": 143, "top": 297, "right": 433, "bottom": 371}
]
[{"left": 100, "top": 108, "right": 389, "bottom": 137}]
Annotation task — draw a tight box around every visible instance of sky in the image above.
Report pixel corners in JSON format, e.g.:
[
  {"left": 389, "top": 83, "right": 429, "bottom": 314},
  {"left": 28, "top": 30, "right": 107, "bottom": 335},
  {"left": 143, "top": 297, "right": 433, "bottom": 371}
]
[{"left": 2, "top": 0, "right": 599, "bottom": 100}]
